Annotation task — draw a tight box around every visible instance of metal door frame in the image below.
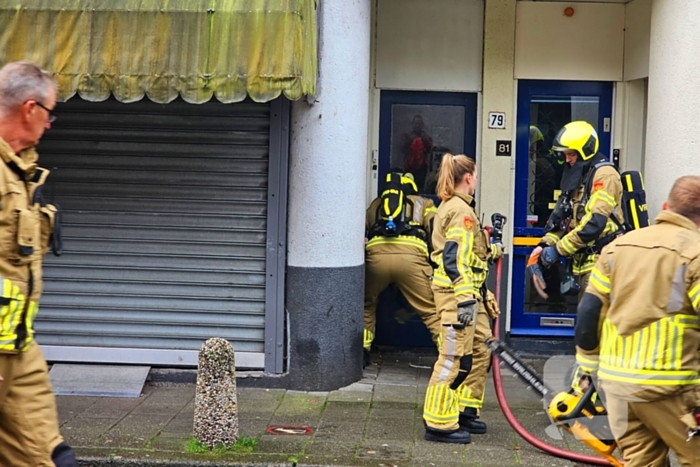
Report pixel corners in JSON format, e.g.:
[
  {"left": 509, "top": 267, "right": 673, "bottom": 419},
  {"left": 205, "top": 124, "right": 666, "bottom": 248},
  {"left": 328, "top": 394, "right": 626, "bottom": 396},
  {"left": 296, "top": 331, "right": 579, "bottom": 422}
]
[
  {"left": 374, "top": 90, "right": 478, "bottom": 347},
  {"left": 264, "top": 98, "right": 290, "bottom": 373},
  {"left": 510, "top": 80, "right": 613, "bottom": 336}
]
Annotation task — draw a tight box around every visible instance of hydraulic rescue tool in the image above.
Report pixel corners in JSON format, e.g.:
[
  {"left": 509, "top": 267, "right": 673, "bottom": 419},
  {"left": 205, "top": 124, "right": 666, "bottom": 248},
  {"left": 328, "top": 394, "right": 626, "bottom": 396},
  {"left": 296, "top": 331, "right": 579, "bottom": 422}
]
[{"left": 486, "top": 336, "right": 623, "bottom": 467}]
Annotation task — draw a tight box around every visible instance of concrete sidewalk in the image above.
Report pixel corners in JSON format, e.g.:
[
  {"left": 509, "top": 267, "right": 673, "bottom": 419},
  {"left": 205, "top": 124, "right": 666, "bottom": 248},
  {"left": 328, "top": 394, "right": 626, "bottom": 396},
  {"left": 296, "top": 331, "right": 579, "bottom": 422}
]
[{"left": 58, "top": 351, "right": 643, "bottom": 467}]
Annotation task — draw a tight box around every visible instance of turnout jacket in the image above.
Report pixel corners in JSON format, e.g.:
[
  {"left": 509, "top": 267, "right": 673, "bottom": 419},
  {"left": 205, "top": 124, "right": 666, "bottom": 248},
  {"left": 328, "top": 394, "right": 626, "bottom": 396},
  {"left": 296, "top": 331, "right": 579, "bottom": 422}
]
[
  {"left": 541, "top": 163, "right": 624, "bottom": 275},
  {"left": 365, "top": 195, "right": 437, "bottom": 257},
  {"left": 0, "top": 138, "right": 61, "bottom": 353},
  {"left": 431, "top": 193, "right": 497, "bottom": 309},
  {"left": 576, "top": 211, "right": 700, "bottom": 399}
]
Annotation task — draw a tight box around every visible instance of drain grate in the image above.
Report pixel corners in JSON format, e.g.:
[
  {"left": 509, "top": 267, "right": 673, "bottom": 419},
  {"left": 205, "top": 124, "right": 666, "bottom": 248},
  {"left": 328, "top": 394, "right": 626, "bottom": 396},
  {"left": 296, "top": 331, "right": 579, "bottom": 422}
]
[{"left": 266, "top": 425, "right": 313, "bottom": 435}]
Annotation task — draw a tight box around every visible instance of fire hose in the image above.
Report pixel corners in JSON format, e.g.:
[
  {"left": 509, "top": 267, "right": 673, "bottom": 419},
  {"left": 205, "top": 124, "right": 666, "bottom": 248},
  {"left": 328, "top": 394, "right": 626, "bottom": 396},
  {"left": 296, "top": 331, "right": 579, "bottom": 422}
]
[{"left": 490, "top": 254, "right": 617, "bottom": 466}]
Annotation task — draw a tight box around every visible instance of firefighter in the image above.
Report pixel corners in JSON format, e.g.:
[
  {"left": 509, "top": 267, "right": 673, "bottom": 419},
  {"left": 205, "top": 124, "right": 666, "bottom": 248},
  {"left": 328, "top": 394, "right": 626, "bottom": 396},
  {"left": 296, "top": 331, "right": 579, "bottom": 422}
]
[
  {"left": 574, "top": 175, "right": 700, "bottom": 467},
  {"left": 422, "top": 154, "right": 500, "bottom": 444},
  {"left": 364, "top": 172, "right": 441, "bottom": 367},
  {"left": 0, "top": 62, "right": 74, "bottom": 466},
  {"left": 529, "top": 121, "right": 623, "bottom": 299}
]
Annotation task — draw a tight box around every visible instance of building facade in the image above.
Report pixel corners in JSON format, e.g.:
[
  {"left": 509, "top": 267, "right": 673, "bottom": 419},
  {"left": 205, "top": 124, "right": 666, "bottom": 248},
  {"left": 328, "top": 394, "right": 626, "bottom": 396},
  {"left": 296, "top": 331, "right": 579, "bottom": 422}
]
[{"left": 0, "top": 0, "right": 696, "bottom": 390}]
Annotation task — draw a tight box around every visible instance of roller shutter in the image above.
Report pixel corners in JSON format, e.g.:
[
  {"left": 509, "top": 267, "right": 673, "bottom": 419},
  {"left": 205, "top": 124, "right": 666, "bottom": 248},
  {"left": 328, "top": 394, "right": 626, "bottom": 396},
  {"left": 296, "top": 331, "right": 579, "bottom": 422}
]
[{"left": 34, "top": 97, "right": 271, "bottom": 369}]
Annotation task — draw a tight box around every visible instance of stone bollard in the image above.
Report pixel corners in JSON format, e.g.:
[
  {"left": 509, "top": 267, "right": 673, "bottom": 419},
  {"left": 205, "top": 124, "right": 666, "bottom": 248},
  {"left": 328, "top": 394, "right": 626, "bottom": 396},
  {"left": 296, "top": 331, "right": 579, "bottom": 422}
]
[{"left": 193, "top": 338, "right": 239, "bottom": 448}]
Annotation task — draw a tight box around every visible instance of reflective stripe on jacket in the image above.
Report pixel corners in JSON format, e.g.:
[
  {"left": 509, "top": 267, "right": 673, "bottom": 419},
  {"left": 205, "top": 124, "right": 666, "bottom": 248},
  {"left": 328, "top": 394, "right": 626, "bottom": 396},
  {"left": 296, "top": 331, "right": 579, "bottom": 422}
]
[
  {"left": 431, "top": 192, "right": 490, "bottom": 302},
  {"left": 365, "top": 195, "right": 436, "bottom": 256},
  {"left": 577, "top": 211, "right": 700, "bottom": 395},
  {"left": 542, "top": 164, "right": 623, "bottom": 275},
  {"left": 0, "top": 138, "right": 59, "bottom": 352}
]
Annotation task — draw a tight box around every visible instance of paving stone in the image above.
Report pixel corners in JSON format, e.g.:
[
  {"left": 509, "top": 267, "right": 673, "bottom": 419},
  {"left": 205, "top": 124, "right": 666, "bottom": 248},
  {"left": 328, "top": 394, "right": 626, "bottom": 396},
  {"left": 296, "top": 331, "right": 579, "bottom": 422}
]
[
  {"left": 238, "top": 412, "right": 276, "bottom": 423},
  {"left": 412, "top": 442, "right": 468, "bottom": 464},
  {"left": 160, "top": 413, "right": 194, "bottom": 434},
  {"left": 99, "top": 413, "right": 173, "bottom": 449},
  {"left": 61, "top": 417, "right": 120, "bottom": 447},
  {"left": 372, "top": 401, "right": 419, "bottom": 410},
  {"left": 238, "top": 399, "right": 282, "bottom": 416},
  {"left": 323, "top": 401, "right": 371, "bottom": 412},
  {"left": 148, "top": 433, "right": 190, "bottom": 451},
  {"left": 239, "top": 420, "right": 271, "bottom": 438},
  {"left": 364, "top": 423, "right": 415, "bottom": 441},
  {"left": 357, "top": 441, "right": 411, "bottom": 460},
  {"left": 327, "top": 390, "right": 372, "bottom": 402},
  {"left": 313, "top": 421, "right": 366, "bottom": 442},
  {"left": 337, "top": 381, "right": 374, "bottom": 393},
  {"left": 515, "top": 448, "right": 577, "bottom": 467},
  {"left": 237, "top": 387, "right": 287, "bottom": 401},
  {"left": 78, "top": 396, "right": 145, "bottom": 419},
  {"left": 463, "top": 446, "right": 519, "bottom": 465},
  {"left": 287, "top": 390, "right": 329, "bottom": 397},
  {"left": 368, "top": 407, "right": 416, "bottom": 420},
  {"left": 56, "top": 396, "right": 99, "bottom": 425},
  {"left": 143, "top": 386, "right": 195, "bottom": 399},
  {"left": 275, "top": 394, "right": 326, "bottom": 416},
  {"left": 373, "top": 384, "right": 419, "bottom": 402},
  {"left": 253, "top": 435, "right": 309, "bottom": 454},
  {"left": 303, "top": 441, "right": 358, "bottom": 457}
]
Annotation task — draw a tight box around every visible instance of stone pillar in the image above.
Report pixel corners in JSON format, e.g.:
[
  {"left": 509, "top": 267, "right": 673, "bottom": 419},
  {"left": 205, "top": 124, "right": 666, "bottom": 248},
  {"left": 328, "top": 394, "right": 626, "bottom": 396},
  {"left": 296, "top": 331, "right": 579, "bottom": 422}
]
[
  {"left": 644, "top": 0, "right": 700, "bottom": 217},
  {"left": 480, "top": 0, "right": 517, "bottom": 331},
  {"left": 479, "top": 0, "right": 516, "bottom": 245},
  {"left": 286, "top": 0, "right": 371, "bottom": 390},
  {"left": 193, "top": 338, "right": 238, "bottom": 448}
]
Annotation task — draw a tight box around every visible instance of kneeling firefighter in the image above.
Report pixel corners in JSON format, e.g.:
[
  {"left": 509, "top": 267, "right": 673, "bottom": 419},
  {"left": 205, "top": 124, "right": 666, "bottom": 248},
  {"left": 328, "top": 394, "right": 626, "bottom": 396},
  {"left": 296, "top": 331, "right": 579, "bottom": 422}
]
[
  {"left": 422, "top": 154, "right": 501, "bottom": 444},
  {"left": 528, "top": 121, "right": 638, "bottom": 300},
  {"left": 364, "top": 171, "right": 441, "bottom": 367}
]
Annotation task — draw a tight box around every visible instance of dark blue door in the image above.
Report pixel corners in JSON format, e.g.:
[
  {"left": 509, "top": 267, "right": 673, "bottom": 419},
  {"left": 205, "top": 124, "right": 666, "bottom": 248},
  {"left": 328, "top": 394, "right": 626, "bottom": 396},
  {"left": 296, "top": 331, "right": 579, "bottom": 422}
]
[
  {"left": 374, "top": 90, "right": 477, "bottom": 347},
  {"left": 510, "top": 80, "right": 613, "bottom": 337}
]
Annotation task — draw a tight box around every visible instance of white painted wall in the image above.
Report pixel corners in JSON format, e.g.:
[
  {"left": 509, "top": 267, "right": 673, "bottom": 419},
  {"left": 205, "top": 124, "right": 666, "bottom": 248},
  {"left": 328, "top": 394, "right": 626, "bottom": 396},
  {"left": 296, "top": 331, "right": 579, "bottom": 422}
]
[
  {"left": 645, "top": 0, "right": 700, "bottom": 218},
  {"left": 624, "top": 0, "right": 651, "bottom": 81},
  {"left": 514, "top": 2, "right": 625, "bottom": 81},
  {"left": 287, "top": 0, "right": 371, "bottom": 268},
  {"left": 375, "top": 0, "right": 484, "bottom": 92},
  {"left": 617, "top": 79, "right": 647, "bottom": 173}
]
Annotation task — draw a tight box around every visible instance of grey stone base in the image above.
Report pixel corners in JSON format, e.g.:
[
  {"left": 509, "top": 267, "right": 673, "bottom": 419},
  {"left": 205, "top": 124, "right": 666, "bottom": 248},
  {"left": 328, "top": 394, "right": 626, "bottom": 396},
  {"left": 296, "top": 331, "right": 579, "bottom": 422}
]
[{"left": 284, "top": 264, "right": 364, "bottom": 391}]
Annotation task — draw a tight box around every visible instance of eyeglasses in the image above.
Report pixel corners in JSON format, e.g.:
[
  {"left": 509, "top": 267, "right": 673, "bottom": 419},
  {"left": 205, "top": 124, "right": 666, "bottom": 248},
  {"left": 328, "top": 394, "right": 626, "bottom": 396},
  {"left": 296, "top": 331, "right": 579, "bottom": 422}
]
[{"left": 34, "top": 101, "right": 57, "bottom": 124}]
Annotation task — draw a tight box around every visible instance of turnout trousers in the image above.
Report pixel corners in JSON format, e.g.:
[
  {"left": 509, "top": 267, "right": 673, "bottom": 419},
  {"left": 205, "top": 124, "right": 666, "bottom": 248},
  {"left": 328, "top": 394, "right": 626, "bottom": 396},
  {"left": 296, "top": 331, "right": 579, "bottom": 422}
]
[
  {"left": 364, "top": 251, "right": 441, "bottom": 350},
  {"left": 458, "top": 303, "right": 491, "bottom": 413},
  {"left": 423, "top": 287, "right": 477, "bottom": 431},
  {"left": 602, "top": 382, "right": 700, "bottom": 467},
  {"left": 0, "top": 341, "right": 70, "bottom": 467}
]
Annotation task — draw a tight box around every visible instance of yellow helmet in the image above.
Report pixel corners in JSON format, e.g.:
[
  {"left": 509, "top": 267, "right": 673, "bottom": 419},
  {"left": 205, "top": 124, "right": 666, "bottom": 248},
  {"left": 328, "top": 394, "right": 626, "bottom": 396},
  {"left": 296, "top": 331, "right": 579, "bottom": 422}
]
[{"left": 551, "top": 121, "right": 599, "bottom": 161}]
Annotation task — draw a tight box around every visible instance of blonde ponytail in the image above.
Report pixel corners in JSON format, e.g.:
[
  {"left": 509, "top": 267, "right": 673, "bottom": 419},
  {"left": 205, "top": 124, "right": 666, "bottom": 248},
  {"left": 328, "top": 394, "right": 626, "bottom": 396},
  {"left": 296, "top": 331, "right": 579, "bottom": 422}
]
[{"left": 436, "top": 154, "right": 476, "bottom": 201}]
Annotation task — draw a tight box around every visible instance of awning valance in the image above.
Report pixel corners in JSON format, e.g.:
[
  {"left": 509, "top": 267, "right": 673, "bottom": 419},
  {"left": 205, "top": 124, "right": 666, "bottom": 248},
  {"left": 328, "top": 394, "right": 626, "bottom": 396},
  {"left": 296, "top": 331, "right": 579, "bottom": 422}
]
[{"left": 0, "top": 0, "right": 317, "bottom": 104}]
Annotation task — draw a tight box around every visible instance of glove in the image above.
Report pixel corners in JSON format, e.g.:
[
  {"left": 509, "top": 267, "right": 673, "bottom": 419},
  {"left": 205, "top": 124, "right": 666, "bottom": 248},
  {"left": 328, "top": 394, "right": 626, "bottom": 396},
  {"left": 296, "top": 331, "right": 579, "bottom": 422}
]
[
  {"left": 540, "top": 245, "right": 560, "bottom": 268},
  {"left": 526, "top": 247, "right": 549, "bottom": 299},
  {"left": 569, "top": 364, "right": 592, "bottom": 395},
  {"left": 490, "top": 242, "right": 504, "bottom": 261},
  {"left": 456, "top": 300, "right": 477, "bottom": 327},
  {"left": 484, "top": 289, "right": 500, "bottom": 318}
]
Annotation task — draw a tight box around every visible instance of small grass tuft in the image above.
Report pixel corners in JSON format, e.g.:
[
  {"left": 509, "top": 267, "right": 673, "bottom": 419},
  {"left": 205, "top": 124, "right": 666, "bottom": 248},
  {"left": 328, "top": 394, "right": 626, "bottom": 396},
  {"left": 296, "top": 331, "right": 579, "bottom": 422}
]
[{"left": 186, "top": 436, "right": 258, "bottom": 454}]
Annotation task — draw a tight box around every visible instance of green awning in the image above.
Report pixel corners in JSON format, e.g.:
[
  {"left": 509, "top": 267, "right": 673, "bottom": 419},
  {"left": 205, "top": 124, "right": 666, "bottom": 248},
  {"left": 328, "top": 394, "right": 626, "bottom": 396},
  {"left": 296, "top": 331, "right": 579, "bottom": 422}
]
[{"left": 0, "top": 0, "right": 317, "bottom": 103}]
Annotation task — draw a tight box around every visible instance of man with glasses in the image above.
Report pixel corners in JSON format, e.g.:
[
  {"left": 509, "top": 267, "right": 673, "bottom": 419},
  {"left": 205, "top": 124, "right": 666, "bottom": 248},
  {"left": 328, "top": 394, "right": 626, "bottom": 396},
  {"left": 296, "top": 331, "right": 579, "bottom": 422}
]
[{"left": 0, "top": 61, "right": 75, "bottom": 467}]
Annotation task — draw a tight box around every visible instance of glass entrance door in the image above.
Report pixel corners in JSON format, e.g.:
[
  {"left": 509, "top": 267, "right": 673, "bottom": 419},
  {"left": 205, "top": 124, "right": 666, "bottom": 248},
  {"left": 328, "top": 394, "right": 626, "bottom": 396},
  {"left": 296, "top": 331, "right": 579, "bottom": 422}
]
[
  {"left": 374, "top": 90, "right": 477, "bottom": 347},
  {"left": 510, "top": 81, "right": 613, "bottom": 336}
]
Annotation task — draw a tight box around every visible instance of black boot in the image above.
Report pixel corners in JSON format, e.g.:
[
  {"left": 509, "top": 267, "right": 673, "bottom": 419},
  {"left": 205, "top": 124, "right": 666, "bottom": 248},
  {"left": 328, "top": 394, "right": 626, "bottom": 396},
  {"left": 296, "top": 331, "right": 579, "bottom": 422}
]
[
  {"left": 424, "top": 426, "right": 471, "bottom": 444},
  {"left": 363, "top": 349, "right": 371, "bottom": 369},
  {"left": 459, "top": 407, "right": 487, "bottom": 434}
]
